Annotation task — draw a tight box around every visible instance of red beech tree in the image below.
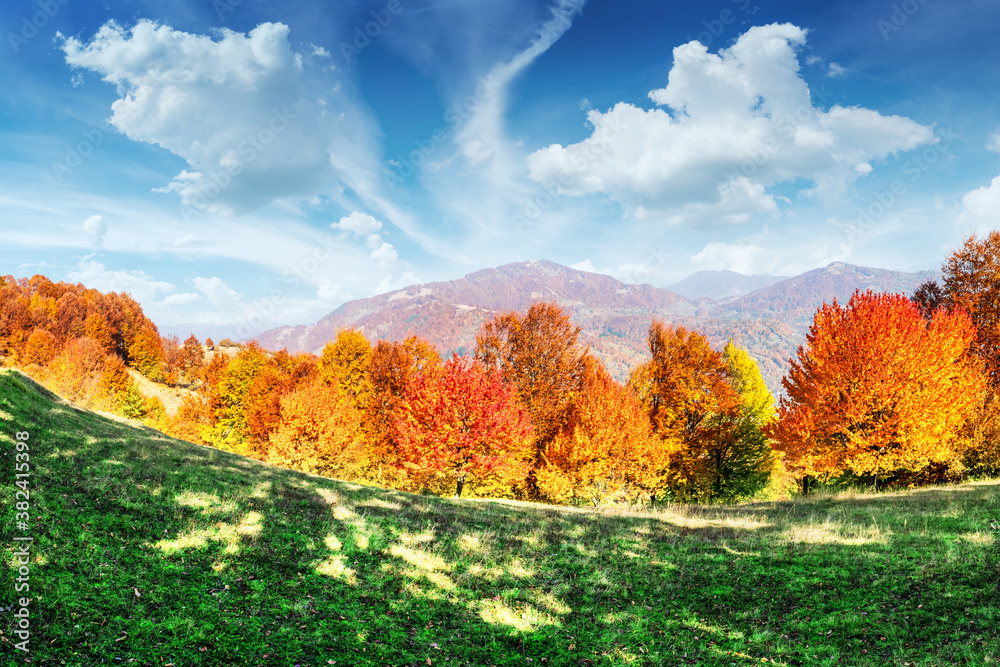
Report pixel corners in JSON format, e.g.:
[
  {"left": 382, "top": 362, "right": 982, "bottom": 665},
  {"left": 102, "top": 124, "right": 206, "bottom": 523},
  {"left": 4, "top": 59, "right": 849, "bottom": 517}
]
[{"left": 393, "top": 355, "right": 533, "bottom": 497}]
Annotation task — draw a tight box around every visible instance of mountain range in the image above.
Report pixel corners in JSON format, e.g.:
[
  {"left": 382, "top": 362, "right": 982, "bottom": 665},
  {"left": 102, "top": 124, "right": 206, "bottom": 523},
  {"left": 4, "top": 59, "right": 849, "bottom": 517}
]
[{"left": 253, "top": 260, "right": 938, "bottom": 392}]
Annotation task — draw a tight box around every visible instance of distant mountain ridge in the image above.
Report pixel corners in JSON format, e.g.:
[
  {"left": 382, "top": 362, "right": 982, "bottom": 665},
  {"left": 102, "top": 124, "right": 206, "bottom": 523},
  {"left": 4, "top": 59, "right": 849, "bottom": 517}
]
[
  {"left": 254, "top": 260, "right": 938, "bottom": 391},
  {"left": 667, "top": 270, "right": 789, "bottom": 300}
]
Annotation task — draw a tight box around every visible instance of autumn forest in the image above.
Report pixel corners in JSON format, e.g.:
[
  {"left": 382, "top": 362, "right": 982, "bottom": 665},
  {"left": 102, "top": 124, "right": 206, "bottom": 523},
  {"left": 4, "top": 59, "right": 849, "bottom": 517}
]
[{"left": 4, "top": 231, "right": 1000, "bottom": 506}]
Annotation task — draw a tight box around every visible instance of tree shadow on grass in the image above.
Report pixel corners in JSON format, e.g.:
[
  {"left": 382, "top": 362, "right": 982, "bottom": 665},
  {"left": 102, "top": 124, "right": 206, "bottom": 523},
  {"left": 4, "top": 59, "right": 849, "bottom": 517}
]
[{"left": 2, "top": 369, "right": 999, "bottom": 666}]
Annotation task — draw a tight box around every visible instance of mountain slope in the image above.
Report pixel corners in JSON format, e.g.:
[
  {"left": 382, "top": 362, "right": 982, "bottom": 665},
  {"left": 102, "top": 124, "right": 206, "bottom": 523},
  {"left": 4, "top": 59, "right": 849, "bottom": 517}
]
[
  {"left": 2, "top": 368, "right": 998, "bottom": 665},
  {"left": 256, "top": 260, "right": 696, "bottom": 380},
  {"left": 255, "top": 260, "right": 937, "bottom": 390}
]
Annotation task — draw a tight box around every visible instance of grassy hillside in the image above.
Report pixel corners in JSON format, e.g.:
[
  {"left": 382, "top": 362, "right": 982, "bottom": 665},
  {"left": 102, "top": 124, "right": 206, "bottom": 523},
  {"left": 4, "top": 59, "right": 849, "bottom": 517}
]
[{"left": 1, "top": 368, "right": 999, "bottom": 666}]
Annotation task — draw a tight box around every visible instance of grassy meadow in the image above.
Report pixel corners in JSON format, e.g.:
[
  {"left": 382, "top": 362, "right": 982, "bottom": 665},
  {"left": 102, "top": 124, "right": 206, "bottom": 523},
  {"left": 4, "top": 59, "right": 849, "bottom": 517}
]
[{"left": 1, "top": 367, "right": 999, "bottom": 666}]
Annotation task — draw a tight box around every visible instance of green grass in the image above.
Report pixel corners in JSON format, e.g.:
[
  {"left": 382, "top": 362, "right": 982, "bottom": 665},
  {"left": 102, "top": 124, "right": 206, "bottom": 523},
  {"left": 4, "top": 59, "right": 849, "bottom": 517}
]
[{"left": 1, "top": 367, "right": 999, "bottom": 666}]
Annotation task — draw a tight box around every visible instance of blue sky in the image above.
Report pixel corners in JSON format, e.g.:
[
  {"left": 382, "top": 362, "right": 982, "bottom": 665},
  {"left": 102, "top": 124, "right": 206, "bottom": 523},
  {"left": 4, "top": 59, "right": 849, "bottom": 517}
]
[{"left": 3, "top": 0, "right": 1000, "bottom": 338}]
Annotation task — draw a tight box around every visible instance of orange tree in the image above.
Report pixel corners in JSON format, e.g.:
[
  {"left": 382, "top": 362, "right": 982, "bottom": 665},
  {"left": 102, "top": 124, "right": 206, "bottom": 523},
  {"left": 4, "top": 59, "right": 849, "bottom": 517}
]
[
  {"left": 266, "top": 379, "right": 366, "bottom": 480},
  {"left": 363, "top": 336, "right": 441, "bottom": 486},
  {"left": 773, "top": 290, "right": 984, "bottom": 487},
  {"left": 393, "top": 355, "right": 533, "bottom": 498},
  {"left": 536, "top": 357, "right": 664, "bottom": 505},
  {"left": 630, "top": 322, "right": 747, "bottom": 502},
  {"left": 943, "top": 231, "right": 1000, "bottom": 384},
  {"left": 475, "top": 302, "right": 587, "bottom": 490}
]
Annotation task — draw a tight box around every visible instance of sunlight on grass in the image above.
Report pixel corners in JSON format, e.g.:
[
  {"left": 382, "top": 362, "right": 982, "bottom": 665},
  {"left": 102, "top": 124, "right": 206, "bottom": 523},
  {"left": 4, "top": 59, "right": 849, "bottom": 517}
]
[
  {"left": 529, "top": 589, "right": 571, "bottom": 615},
  {"left": 174, "top": 490, "right": 238, "bottom": 516},
  {"left": 314, "top": 554, "right": 358, "bottom": 585},
  {"left": 784, "top": 517, "right": 889, "bottom": 545},
  {"left": 358, "top": 498, "right": 403, "bottom": 511},
  {"left": 325, "top": 533, "right": 343, "bottom": 551},
  {"left": 957, "top": 531, "right": 994, "bottom": 544},
  {"left": 478, "top": 599, "right": 560, "bottom": 632},
  {"left": 153, "top": 511, "right": 262, "bottom": 555},
  {"left": 332, "top": 505, "right": 359, "bottom": 521},
  {"left": 506, "top": 558, "right": 534, "bottom": 578},
  {"left": 389, "top": 543, "right": 458, "bottom": 591},
  {"left": 250, "top": 481, "right": 272, "bottom": 499},
  {"left": 458, "top": 534, "right": 484, "bottom": 553},
  {"left": 661, "top": 510, "right": 772, "bottom": 532},
  {"left": 389, "top": 544, "right": 450, "bottom": 572},
  {"left": 399, "top": 530, "right": 435, "bottom": 545}
]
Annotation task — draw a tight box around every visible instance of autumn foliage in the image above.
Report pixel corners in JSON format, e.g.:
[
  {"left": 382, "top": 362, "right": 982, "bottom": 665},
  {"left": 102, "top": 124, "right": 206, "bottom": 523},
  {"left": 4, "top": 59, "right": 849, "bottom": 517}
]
[
  {"left": 7, "top": 269, "right": 999, "bottom": 504},
  {"left": 774, "top": 290, "right": 984, "bottom": 483},
  {"left": 393, "top": 355, "right": 533, "bottom": 497},
  {"left": 537, "top": 357, "right": 663, "bottom": 505},
  {"left": 943, "top": 230, "right": 1000, "bottom": 385},
  {"left": 267, "top": 379, "right": 366, "bottom": 478}
]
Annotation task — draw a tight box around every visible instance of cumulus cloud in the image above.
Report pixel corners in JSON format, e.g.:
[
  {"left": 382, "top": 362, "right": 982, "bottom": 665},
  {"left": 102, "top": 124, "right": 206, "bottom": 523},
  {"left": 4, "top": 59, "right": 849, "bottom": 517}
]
[
  {"left": 958, "top": 175, "right": 1000, "bottom": 228},
  {"left": 333, "top": 212, "right": 398, "bottom": 266},
  {"left": 374, "top": 272, "right": 419, "bottom": 295},
  {"left": 527, "top": 23, "right": 934, "bottom": 224},
  {"left": 369, "top": 242, "right": 399, "bottom": 266},
  {"left": 67, "top": 260, "right": 174, "bottom": 304},
  {"left": 335, "top": 212, "right": 382, "bottom": 236},
  {"left": 317, "top": 282, "right": 348, "bottom": 302},
  {"left": 194, "top": 276, "right": 242, "bottom": 307},
  {"left": 83, "top": 214, "right": 107, "bottom": 247},
  {"left": 692, "top": 242, "right": 768, "bottom": 275},
  {"left": 61, "top": 20, "right": 343, "bottom": 214}
]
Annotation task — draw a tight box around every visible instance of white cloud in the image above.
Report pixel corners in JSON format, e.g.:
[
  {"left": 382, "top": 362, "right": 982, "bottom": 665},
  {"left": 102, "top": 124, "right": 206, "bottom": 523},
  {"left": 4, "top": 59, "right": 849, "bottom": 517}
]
[
  {"left": 527, "top": 23, "right": 934, "bottom": 224},
  {"left": 62, "top": 20, "right": 344, "bottom": 214},
  {"left": 958, "top": 175, "right": 1000, "bottom": 228},
  {"left": 370, "top": 242, "right": 399, "bottom": 266},
  {"left": 692, "top": 242, "right": 768, "bottom": 275},
  {"left": 335, "top": 212, "right": 383, "bottom": 236},
  {"left": 161, "top": 292, "right": 200, "bottom": 306},
  {"left": 66, "top": 260, "right": 174, "bottom": 304},
  {"left": 317, "top": 282, "right": 348, "bottom": 302},
  {"left": 194, "top": 276, "right": 242, "bottom": 307},
  {"left": 454, "top": 0, "right": 586, "bottom": 169},
  {"left": 986, "top": 134, "right": 1000, "bottom": 154},
  {"left": 827, "top": 62, "right": 847, "bottom": 77},
  {"left": 571, "top": 259, "right": 597, "bottom": 272},
  {"left": 83, "top": 214, "right": 107, "bottom": 247}
]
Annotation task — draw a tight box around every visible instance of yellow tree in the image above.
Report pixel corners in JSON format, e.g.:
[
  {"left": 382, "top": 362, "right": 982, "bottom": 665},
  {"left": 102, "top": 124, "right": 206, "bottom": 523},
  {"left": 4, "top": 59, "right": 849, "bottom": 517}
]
[
  {"left": 773, "top": 290, "right": 985, "bottom": 487},
  {"left": 318, "top": 328, "right": 372, "bottom": 404},
  {"left": 267, "top": 379, "right": 366, "bottom": 479}
]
